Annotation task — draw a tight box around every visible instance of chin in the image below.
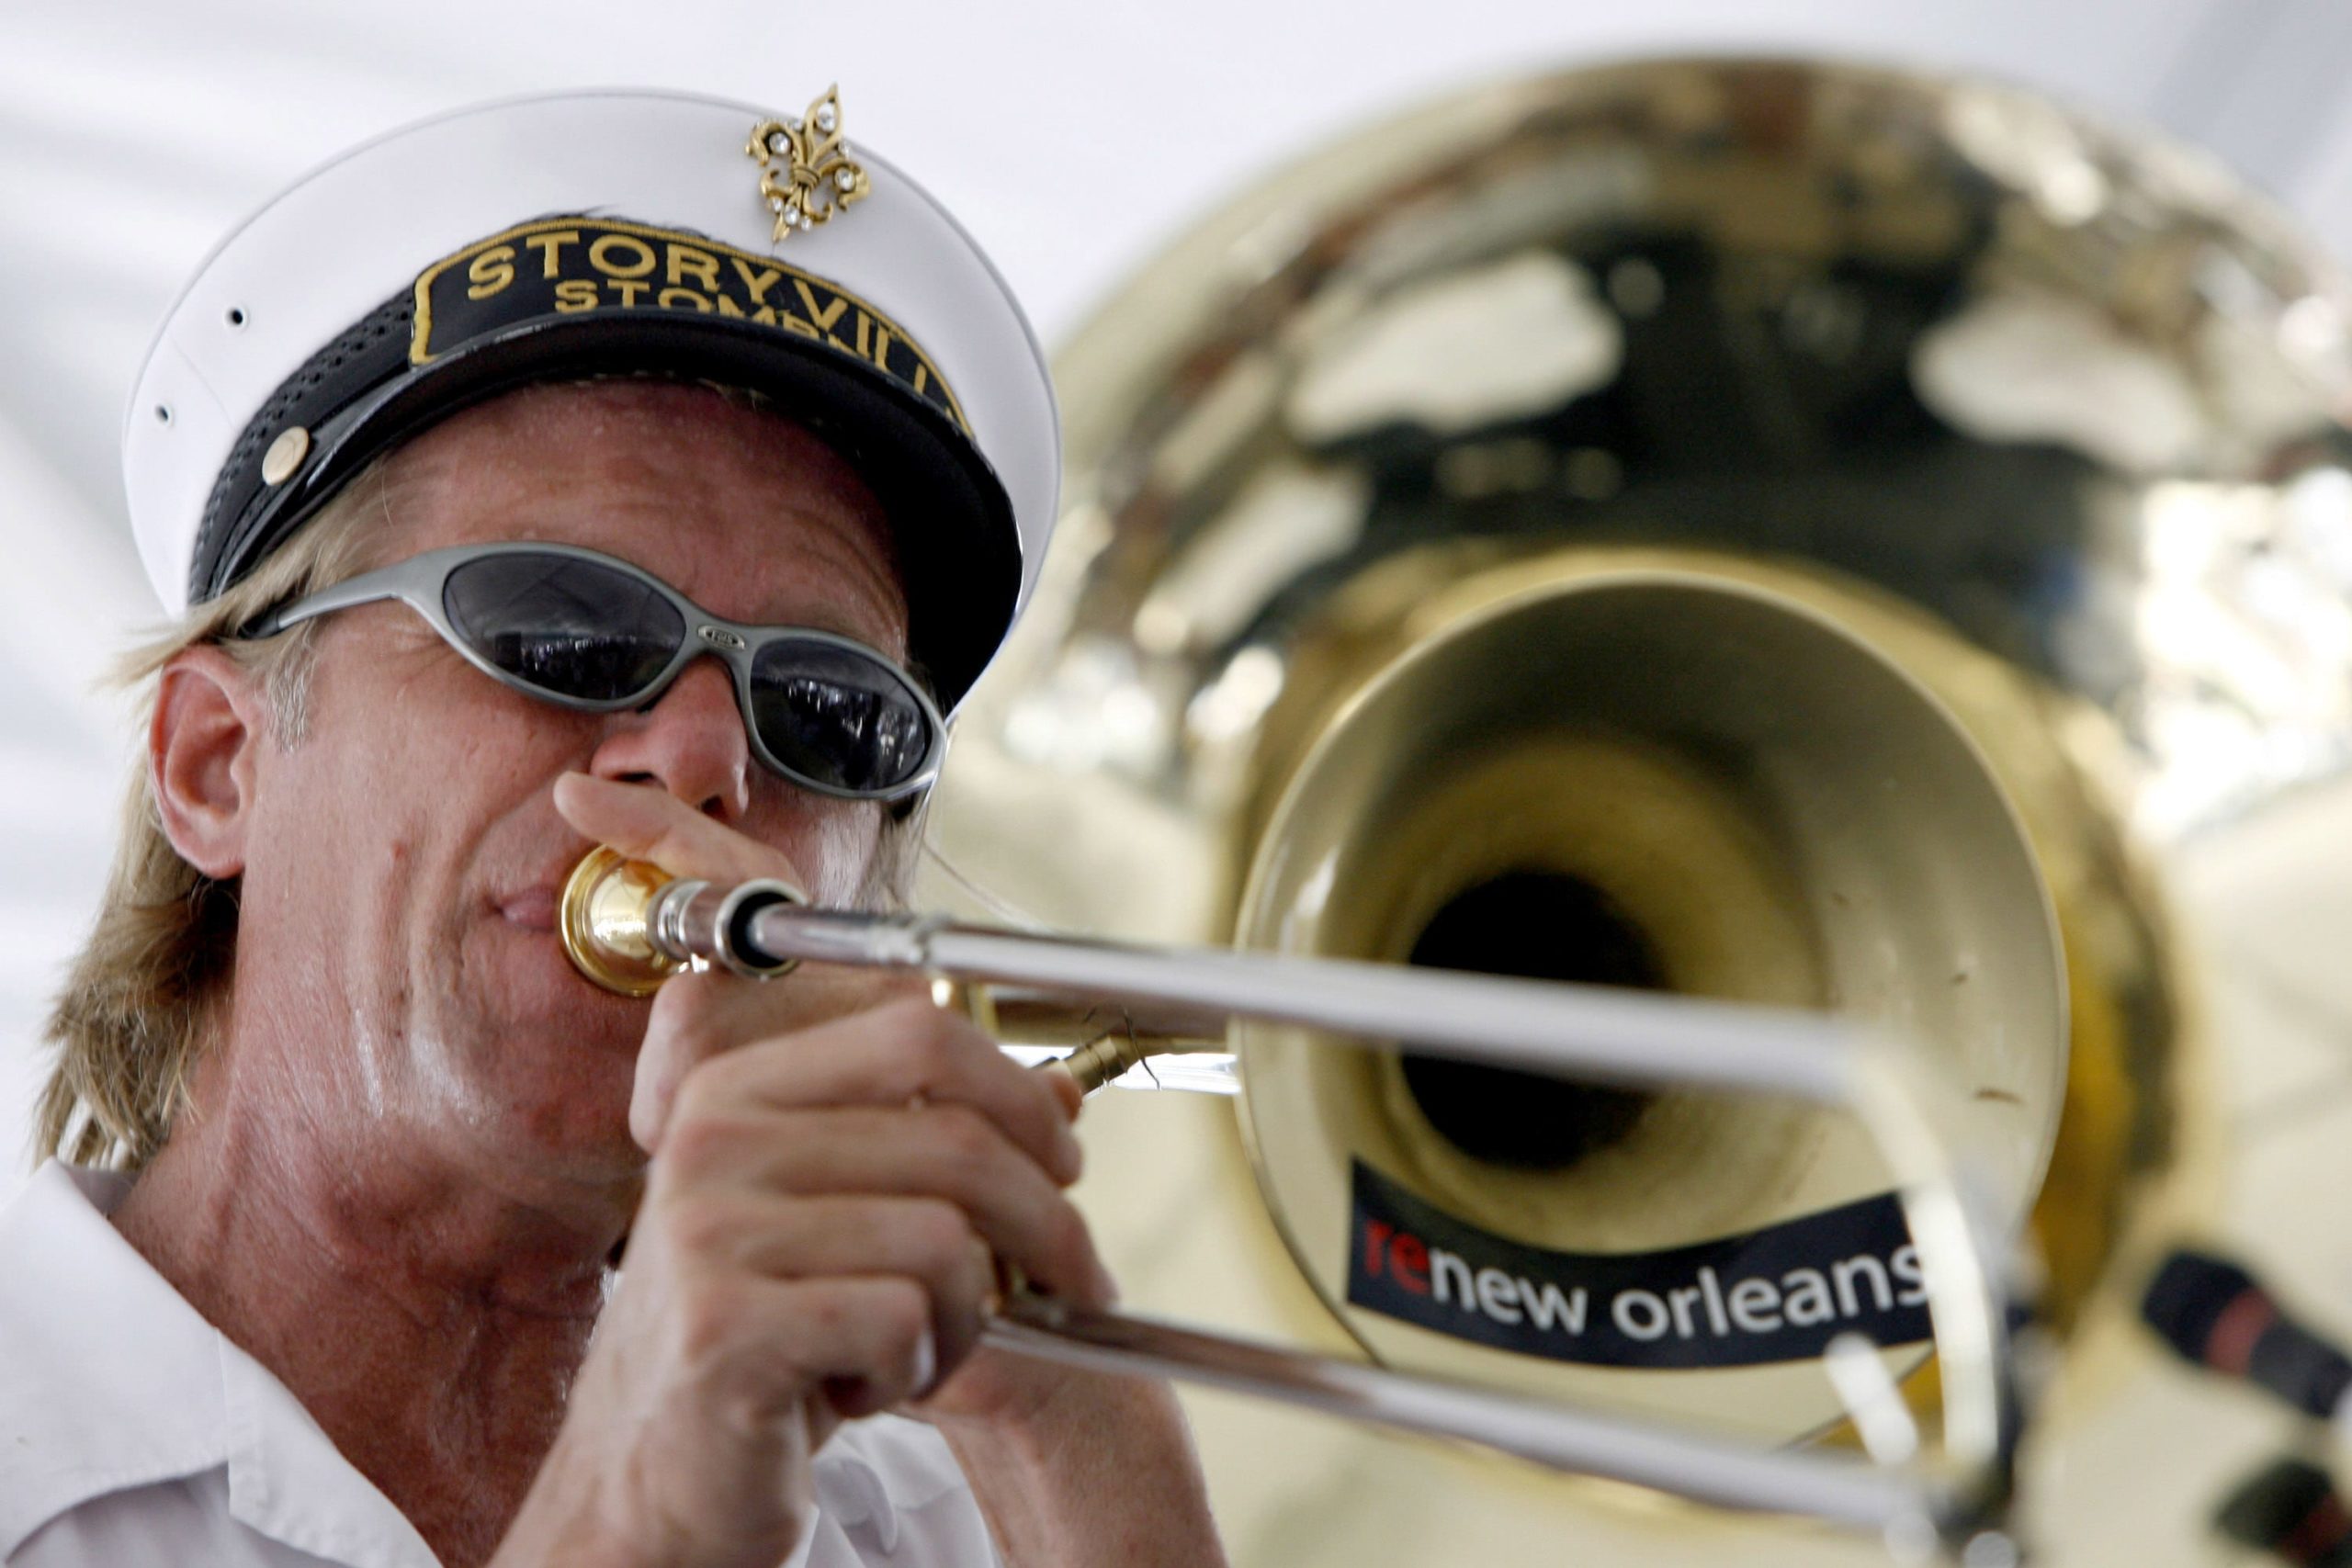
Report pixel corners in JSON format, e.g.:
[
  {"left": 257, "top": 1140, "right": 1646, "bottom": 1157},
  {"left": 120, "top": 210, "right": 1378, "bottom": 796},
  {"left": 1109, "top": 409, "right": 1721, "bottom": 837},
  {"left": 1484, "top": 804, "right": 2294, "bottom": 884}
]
[
  {"left": 513, "top": 1096, "right": 646, "bottom": 1178},
  {"left": 456, "top": 1056, "right": 649, "bottom": 1201}
]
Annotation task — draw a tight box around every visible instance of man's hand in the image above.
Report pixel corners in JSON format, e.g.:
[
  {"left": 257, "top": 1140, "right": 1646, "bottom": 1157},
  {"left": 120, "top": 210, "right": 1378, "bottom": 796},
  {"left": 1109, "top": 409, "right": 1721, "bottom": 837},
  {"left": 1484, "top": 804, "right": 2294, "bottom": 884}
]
[{"left": 492, "top": 774, "right": 1113, "bottom": 1568}]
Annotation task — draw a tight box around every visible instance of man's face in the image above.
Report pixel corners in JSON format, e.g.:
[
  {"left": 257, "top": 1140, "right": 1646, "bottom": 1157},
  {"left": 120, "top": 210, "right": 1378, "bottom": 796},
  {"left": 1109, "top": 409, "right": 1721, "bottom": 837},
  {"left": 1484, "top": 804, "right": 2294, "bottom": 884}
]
[{"left": 225, "top": 381, "right": 909, "bottom": 1212}]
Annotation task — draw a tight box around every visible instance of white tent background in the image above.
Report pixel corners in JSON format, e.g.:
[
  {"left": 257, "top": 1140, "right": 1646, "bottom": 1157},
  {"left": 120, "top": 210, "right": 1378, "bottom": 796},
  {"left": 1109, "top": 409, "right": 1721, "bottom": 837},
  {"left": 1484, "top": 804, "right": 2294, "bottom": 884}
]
[{"left": 6, "top": 0, "right": 2351, "bottom": 1172}]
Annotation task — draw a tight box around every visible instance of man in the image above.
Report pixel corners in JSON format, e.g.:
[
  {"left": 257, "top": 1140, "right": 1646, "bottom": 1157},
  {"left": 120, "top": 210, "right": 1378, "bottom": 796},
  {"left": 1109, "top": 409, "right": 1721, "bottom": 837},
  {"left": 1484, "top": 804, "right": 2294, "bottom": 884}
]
[{"left": 0, "top": 88, "right": 1227, "bottom": 1567}]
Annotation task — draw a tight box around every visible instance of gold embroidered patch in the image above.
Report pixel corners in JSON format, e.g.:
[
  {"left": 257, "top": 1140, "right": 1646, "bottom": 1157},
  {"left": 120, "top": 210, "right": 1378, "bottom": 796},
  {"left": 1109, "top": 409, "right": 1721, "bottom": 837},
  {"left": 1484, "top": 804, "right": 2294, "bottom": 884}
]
[{"left": 410, "top": 217, "right": 965, "bottom": 434}]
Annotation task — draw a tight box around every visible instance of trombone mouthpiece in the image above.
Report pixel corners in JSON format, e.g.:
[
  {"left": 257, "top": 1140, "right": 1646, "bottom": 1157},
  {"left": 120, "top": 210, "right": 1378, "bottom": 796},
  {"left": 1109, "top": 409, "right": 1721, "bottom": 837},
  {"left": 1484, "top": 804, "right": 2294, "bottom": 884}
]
[
  {"left": 559, "top": 846, "right": 686, "bottom": 997},
  {"left": 559, "top": 846, "right": 808, "bottom": 995}
]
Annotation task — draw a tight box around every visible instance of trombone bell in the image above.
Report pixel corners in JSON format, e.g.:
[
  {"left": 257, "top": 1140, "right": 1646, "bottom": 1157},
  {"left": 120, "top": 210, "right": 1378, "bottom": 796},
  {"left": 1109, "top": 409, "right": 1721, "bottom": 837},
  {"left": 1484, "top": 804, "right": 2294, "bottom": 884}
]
[{"left": 1234, "top": 562, "right": 2065, "bottom": 1447}]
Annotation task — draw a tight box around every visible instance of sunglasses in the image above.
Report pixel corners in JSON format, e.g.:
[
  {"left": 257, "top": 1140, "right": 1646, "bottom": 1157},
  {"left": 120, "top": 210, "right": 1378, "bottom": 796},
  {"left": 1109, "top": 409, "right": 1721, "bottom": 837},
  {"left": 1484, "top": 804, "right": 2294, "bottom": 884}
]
[{"left": 252, "top": 542, "right": 945, "bottom": 799}]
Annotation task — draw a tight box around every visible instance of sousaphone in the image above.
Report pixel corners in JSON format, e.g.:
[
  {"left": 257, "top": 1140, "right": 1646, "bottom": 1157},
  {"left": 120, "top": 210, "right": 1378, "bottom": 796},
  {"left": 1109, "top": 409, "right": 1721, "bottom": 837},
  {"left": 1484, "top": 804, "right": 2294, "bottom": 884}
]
[{"left": 927, "top": 56, "right": 2352, "bottom": 1563}]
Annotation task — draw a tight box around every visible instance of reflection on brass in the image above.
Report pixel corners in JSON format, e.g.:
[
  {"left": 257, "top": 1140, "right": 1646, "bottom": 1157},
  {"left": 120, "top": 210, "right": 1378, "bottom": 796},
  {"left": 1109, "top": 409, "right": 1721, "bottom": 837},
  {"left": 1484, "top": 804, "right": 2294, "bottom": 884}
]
[{"left": 927, "top": 52, "right": 2352, "bottom": 1564}]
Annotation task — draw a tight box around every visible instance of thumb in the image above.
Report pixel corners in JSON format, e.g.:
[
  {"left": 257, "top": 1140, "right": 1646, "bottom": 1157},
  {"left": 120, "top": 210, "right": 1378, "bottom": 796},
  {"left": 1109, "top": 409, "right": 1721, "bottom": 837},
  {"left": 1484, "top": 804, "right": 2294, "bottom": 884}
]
[{"left": 554, "top": 771, "right": 807, "bottom": 890}]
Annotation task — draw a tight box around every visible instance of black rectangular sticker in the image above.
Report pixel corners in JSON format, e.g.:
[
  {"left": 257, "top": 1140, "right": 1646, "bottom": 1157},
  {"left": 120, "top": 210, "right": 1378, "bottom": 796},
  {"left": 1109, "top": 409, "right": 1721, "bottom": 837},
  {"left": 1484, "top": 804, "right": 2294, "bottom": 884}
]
[{"left": 1346, "top": 1161, "right": 1931, "bottom": 1368}]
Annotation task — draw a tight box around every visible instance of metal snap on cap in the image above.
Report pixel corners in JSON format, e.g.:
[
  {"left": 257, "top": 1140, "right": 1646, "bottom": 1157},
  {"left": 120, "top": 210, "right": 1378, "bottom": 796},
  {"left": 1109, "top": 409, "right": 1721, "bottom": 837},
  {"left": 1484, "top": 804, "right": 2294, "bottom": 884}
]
[{"left": 261, "top": 425, "right": 311, "bottom": 486}]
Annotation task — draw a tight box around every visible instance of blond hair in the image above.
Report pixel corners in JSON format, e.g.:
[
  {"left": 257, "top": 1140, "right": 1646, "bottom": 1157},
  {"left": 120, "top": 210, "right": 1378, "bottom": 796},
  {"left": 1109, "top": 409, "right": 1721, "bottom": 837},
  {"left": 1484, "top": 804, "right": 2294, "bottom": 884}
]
[{"left": 38, "top": 468, "right": 390, "bottom": 1171}]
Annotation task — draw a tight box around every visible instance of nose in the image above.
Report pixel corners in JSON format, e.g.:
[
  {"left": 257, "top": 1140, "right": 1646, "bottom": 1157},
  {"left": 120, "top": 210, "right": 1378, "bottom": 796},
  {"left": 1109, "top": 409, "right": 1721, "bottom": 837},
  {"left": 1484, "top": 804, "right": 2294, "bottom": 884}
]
[{"left": 585, "top": 655, "right": 752, "bottom": 821}]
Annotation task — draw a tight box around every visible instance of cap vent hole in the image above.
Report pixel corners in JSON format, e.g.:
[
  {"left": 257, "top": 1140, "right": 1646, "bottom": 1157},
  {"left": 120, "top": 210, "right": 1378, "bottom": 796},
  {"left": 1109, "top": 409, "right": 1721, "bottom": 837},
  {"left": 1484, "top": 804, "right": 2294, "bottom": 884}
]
[
  {"left": 153, "top": 405, "right": 172, "bottom": 426},
  {"left": 225, "top": 307, "right": 247, "bottom": 329}
]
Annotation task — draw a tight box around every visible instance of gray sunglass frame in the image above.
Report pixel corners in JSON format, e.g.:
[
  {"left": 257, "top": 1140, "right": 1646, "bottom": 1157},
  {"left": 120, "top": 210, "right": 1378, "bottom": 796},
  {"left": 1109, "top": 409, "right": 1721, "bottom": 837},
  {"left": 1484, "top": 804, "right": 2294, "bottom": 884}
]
[{"left": 252, "top": 541, "right": 947, "bottom": 800}]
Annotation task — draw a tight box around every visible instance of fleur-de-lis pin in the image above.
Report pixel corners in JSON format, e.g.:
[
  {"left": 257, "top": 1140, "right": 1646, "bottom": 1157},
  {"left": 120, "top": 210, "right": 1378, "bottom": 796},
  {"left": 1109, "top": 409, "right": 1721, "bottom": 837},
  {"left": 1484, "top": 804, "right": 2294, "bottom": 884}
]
[{"left": 747, "top": 85, "right": 870, "bottom": 243}]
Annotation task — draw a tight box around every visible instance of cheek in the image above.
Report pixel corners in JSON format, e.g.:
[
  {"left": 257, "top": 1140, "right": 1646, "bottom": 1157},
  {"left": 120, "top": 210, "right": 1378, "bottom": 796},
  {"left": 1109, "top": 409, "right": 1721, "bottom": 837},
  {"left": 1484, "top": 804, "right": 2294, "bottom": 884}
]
[
  {"left": 249, "top": 653, "right": 585, "bottom": 877},
  {"left": 331, "top": 641, "right": 597, "bottom": 781},
  {"left": 758, "top": 799, "right": 891, "bottom": 908}
]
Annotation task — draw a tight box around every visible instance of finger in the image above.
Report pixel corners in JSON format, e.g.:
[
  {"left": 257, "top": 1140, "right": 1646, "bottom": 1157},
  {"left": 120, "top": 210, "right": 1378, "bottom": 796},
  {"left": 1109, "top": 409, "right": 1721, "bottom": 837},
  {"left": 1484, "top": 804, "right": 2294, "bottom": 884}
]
[
  {"left": 668, "top": 1104, "right": 1114, "bottom": 1308},
  {"left": 679, "top": 997, "right": 1081, "bottom": 1183},
  {"left": 726, "top": 1275, "right": 941, "bottom": 1429},
  {"left": 669, "top": 1192, "right": 994, "bottom": 1379},
  {"left": 648, "top": 964, "right": 932, "bottom": 1055},
  {"left": 555, "top": 771, "right": 804, "bottom": 888},
  {"left": 634, "top": 972, "right": 937, "bottom": 1154},
  {"left": 1044, "top": 1064, "right": 1085, "bottom": 1122}
]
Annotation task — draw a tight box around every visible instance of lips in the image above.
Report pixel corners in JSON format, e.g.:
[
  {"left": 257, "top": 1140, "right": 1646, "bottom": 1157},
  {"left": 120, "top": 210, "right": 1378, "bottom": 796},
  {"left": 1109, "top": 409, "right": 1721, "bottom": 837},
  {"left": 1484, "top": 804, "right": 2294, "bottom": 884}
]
[
  {"left": 496, "top": 886, "right": 560, "bottom": 931},
  {"left": 495, "top": 839, "right": 611, "bottom": 933}
]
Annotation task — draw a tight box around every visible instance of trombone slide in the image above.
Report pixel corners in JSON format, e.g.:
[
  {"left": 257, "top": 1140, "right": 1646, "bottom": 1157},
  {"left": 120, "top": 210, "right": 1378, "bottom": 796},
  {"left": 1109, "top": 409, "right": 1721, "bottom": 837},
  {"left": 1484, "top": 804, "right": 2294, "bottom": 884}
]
[{"left": 559, "top": 848, "right": 2022, "bottom": 1554}]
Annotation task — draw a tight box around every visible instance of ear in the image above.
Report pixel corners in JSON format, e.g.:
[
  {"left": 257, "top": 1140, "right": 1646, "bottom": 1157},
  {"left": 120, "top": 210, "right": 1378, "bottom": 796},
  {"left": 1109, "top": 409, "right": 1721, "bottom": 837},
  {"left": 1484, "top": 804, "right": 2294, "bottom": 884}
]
[{"left": 151, "top": 646, "right": 271, "bottom": 879}]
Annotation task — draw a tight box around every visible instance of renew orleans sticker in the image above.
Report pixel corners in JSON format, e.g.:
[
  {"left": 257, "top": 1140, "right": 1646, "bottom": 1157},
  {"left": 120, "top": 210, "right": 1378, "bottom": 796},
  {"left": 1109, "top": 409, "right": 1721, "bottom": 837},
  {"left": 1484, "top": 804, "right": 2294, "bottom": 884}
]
[{"left": 1346, "top": 1161, "right": 1930, "bottom": 1369}]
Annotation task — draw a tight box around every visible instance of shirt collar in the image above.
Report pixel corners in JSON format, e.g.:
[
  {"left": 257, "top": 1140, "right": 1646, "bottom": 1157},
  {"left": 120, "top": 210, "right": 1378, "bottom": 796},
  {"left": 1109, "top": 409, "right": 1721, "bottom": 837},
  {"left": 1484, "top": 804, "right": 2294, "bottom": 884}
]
[{"left": 0, "top": 1160, "right": 438, "bottom": 1568}]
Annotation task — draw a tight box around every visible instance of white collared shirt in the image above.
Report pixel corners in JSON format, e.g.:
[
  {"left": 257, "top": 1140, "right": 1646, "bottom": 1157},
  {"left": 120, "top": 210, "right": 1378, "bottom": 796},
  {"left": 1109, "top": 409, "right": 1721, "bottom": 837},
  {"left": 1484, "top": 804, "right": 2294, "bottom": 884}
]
[{"left": 0, "top": 1161, "right": 1001, "bottom": 1567}]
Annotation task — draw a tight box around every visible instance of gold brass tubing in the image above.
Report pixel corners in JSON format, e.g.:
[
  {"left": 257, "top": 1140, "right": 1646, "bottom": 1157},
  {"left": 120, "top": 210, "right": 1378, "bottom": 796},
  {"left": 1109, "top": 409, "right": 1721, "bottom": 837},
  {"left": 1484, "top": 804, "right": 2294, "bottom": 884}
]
[
  {"left": 1055, "top": 1033, "right": 1159, "bottom": 1094},
  {"left": 983, "top": 990, "right": 1227, "bottom": 1048}
]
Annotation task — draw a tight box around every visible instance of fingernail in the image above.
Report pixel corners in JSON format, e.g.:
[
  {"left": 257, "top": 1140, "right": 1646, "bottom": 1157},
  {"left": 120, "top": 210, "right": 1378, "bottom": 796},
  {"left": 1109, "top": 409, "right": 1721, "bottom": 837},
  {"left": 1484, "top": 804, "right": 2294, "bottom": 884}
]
[
  {"left": 1057, "top": 1123, "right": 1084, "bottom": 1184},
  {"left": 1094, "top": 1262, "right": 1121, "bottom": 1308}
]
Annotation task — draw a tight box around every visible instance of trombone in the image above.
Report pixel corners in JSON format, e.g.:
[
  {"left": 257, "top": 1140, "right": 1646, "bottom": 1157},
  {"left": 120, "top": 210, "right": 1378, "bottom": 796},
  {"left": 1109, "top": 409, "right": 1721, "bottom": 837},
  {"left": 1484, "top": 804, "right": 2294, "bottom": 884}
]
[{"left": 560, "top": 846, "right": 2027, "bottom": 1560}]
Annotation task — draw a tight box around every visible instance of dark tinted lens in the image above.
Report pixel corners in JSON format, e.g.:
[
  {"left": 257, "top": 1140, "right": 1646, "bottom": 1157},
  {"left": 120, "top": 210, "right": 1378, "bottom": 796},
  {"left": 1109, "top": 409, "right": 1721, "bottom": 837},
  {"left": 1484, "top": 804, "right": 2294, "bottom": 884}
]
[
  {"left": 443, "top": 555, "right": 684, "bottom": 702},
  {"left": 749, "top": 638, "right": 933, "bottom": 793}
]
